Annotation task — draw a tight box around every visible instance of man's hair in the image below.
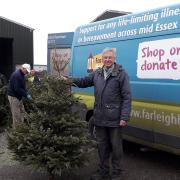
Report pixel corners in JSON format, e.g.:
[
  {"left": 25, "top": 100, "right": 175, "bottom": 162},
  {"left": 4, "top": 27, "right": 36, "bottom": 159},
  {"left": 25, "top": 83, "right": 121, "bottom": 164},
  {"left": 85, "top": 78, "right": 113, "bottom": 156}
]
[{"left": 102, "top": 48, "right": 116, "bottom": 58}]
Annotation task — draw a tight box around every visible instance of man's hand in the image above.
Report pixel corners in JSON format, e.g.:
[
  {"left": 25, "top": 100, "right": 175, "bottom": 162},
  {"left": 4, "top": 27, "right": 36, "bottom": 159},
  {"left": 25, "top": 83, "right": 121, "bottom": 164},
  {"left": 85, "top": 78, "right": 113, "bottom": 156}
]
[
  {"left": 119, "top": 120, "right": 127, "bottom": 126},
  {"left": 57, "top": 75, "right": 73, "bottom": 85},
  {"left": 57, "top": 75, "right": 68, "bottom": 81}
]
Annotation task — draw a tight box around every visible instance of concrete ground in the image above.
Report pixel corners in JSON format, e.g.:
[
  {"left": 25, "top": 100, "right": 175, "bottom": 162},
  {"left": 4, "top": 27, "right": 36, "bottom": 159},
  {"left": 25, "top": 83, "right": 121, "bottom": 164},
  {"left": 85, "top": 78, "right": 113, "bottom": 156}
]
[{"left": 1, "top": 132, "right": 180, "bottom": 180}]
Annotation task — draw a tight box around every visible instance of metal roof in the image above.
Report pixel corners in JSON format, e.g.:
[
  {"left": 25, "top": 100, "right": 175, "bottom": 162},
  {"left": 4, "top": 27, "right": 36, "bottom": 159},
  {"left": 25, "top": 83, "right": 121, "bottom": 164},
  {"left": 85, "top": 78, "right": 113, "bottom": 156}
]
[
  {"left": 0, "top": 16, "right": 34, "bottom": 30},
  {"left": 91, "top": 10, "right": 131, "bottom": 22}
]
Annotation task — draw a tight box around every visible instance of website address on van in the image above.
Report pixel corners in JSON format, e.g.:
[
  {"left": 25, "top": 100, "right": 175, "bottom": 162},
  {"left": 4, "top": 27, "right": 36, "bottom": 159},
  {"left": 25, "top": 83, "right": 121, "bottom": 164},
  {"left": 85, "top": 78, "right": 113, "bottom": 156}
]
[{"left": 131, "top": 109, "right": 180, "bottom": 126}]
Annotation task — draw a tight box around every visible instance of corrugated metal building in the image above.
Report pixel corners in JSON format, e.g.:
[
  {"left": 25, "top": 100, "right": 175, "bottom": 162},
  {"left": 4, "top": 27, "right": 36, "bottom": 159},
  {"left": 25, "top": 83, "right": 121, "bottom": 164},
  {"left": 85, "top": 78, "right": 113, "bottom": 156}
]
[
  {"left": 91, "top": 10, "right": 130, "bottom": 22},
  {"left": 0, "top": 16, "right": 34, "bottom": 79}
]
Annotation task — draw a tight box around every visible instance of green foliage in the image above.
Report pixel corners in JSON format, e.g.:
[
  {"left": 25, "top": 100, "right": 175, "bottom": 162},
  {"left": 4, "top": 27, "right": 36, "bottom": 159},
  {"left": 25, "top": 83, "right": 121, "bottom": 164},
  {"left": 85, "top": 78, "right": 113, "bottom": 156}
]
[
  {"left": 8, "top": 77, "right": 93, "bottom": 178},
  {"left": 0, "top": 85, "right": 11, "bottom": 130}
]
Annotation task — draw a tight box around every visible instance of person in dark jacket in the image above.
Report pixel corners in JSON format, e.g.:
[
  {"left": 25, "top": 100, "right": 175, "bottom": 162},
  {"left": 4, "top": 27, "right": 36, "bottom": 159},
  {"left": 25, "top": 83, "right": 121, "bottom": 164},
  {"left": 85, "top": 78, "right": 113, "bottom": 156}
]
[
  {"left": 62, "top": 48, "right": 131, "bottom": 180},
  {"left": 7, "top": 63, "right": 32, "bottom": 129}
]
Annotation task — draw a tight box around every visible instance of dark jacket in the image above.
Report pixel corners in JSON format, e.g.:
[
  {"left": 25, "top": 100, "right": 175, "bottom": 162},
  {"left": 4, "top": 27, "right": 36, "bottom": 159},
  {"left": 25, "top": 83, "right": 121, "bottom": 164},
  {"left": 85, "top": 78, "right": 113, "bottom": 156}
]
[
  {"left": 73, "top": 63, "right": 131, "bottom": 127},
  {"left": 8, "top": 69, "right": 27, "bottom": 100}
]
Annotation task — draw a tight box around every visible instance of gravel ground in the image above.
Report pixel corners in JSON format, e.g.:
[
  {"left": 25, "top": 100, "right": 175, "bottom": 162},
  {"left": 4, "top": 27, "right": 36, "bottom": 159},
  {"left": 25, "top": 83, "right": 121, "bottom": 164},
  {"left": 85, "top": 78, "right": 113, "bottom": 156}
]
[
  {"left": 0, "top": 132, "right": 18, "bottom": 167},
  {"left": 0, "top": 132, "right": 180, "bottom": 180}
]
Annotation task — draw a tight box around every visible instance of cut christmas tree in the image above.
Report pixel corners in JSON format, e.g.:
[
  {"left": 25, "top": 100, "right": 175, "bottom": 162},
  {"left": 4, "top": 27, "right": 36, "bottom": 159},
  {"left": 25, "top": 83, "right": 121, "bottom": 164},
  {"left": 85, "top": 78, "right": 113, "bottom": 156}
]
[{"left": 8, "top": 77, "right": 93, "bottom": 180}]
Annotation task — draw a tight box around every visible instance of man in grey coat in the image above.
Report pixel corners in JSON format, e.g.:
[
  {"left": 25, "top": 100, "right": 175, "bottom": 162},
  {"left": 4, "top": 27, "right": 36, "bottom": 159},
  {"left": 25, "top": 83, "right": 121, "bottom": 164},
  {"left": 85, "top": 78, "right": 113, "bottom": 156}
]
[{"left": 63, "top": 48, "right": 131, "bottom": 180}]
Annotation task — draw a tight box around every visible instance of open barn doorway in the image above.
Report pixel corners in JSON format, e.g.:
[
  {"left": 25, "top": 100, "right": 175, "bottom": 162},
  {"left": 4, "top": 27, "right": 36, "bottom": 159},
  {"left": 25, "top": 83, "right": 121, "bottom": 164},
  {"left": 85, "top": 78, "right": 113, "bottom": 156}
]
[{"left": 0, "top": 38, "right": 13, "bottom": 79}]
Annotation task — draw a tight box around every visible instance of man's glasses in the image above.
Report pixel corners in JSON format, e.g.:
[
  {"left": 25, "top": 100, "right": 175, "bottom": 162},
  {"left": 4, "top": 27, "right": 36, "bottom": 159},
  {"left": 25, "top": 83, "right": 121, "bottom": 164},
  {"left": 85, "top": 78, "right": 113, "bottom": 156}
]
[{"left": 103, "top": 56, "right": 114, "bottom": 60}]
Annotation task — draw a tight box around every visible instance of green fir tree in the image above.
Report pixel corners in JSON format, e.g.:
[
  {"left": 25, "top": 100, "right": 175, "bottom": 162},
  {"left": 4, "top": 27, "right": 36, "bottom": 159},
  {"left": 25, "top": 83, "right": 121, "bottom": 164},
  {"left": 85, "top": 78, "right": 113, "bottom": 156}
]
[
  {"left": 0, "top": 85, "right": 11, "bottom": 131},
  {"left": 8, "top": 77, "right": 93, "bottom": 180}
]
